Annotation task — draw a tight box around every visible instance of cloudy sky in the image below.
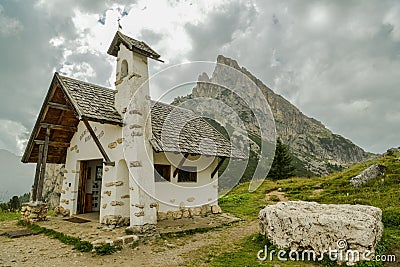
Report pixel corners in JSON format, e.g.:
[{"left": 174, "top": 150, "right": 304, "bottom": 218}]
[{"left": 0, "top": 0, "right": 399, "bottom": 156}]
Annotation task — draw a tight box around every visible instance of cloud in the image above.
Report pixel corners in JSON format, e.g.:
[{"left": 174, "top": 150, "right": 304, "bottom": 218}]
[
  {"left": 140, "top": 29, "right": 164, "bottom": 45},
  {"left": 34, "top": 0, "right": 134, "bottom": 18},
  {"left": 0, "top": 119, "right": 28, "bottom": 156},
  {"left": 0, "top": 4, "right": 23, "bottom": 36},
  {"left": 0, "top": 0, "right": 399, "bottom": 160},
  {"left": 184, "top": 1, "right": 257, "bottom": 60},
  {"left": 0, "top": 1, "right": 68, "bottom": 137}
]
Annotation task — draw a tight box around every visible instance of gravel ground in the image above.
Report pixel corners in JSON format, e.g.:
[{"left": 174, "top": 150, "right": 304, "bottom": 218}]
[{"left": 0, "top": 219, "right": 258, "bottom": 267}]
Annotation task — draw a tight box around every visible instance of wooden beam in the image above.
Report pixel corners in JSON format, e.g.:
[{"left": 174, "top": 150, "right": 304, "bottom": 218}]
[
  {"left": 31, "top": 144, "right": 43, "bottom": 202},
  {"left": 57, "top": 110, "right": 73, "bottom": 164},
  {"left": 40, "top": 123, "right": 77, "bottom": 132},
  {"left": 82, "top": 119, "right": 115, "bottom": 166},
  {"left": 173, "top": 153, "right": 189, "bottom": 178},
  {"left": 34, "top": 140, "right": 70, "bottom": 148},
  {"left": 56, "top": 109, "right": 65, "bottom": 124},
  {"left": 81, "top": 115, "right": 123, "bottom": 127},
  {"left": 48, "top": 101, "right": 71, "bottom": 111},
  {"left": 211, "top": 157, "right": 227, "bottom": 178},
  {"left": 37, "top": 128, "right": 50, "bottom": 202},
  {"left": 58, "top": 152, "right": 67, "bottom": 164}
]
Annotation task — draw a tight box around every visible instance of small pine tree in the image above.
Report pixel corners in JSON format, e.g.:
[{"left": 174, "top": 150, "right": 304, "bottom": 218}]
[
  {"left": 9, "top": 196, "right": 19, "bottom": 212},
  {"left": 386, "top": 149, "right": 394, "bottom": 157},
  {"left": 268, "top": 138, "right": 295, "bottom": 180}
]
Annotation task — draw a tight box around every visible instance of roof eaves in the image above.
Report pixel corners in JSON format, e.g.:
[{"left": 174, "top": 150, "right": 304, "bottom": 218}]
[
  {"left": 107, "top": 32, "right": 120, "bottom": 57},
  {"left": 132, "top": 48, "right": 164, "bottom": 63},
  {"left": 107, "top": 31, "right": 164, "bottom": 62},
  {"left": 55, "top": 73, "right": 84, "bottom": 119},
  {"left": 81, "top": 115, "right": 123, "bottom": 127}
]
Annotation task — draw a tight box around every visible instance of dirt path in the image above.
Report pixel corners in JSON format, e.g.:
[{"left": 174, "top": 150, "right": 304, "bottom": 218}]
[{"left": 0, "top": 219, "right": 259, "bottom": 267}]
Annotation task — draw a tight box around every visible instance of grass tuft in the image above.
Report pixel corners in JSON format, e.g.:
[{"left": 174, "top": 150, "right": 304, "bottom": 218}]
[
  {"left": 94, "top": 244, "right": 122, "bottom": 255},
  {"left": 0, "top": 211, "right": 21, "bottom": 221},
  {"left": 160, "top": 222, "right": 238, "bottom": 238},
  {"left": 27, "top": 224, "right": 93, "bottom": 252},
  {"left": 24, "top": 224, "right": 123, "bottom": 255}
]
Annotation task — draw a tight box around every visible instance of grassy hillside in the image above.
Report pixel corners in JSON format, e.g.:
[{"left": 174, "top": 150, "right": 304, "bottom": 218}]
[{"left": 214, "top": 153, "right": 400, "bottom": 266}]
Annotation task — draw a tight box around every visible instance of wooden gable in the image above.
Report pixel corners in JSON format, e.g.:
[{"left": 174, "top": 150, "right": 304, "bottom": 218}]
[{"left": 22, "top": 76, "right": 79, "bottom": 164}]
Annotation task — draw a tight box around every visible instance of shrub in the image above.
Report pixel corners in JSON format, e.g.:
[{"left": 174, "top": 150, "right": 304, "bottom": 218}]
[
  {"left": 131, "top": 240, "right": 139, "bottom": 248},
  {"left": 386, "top": 149, "right": 395, "bottom": 157},
  {"left": 382, "top": 209, "right": 400, "bottom": 227},
  {"left": 74, "top": 241, "right": 93, "bottom": 252}
]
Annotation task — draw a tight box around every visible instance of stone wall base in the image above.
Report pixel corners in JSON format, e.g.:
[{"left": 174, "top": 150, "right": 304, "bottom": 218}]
[
  {"left": 99, "top": 204, "right": 222, "bottom": 230},
  {"left": 21, "top": 202, "right": 48, "bottom": 223},
  {"left": 54, "top": 206, "right": 70, "bottom": 217},
  {"left": 157, "top": 204, "right": 222, "bottom": 221},
  {"left": 101, "top": 215, "right": 130, "bottom": 228}
]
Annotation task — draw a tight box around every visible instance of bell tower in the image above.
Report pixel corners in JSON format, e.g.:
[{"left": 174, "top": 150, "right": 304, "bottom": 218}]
[
  {"left": 107, "top": 31, "right": 163, "bottom": 227},
  {"left": 108, "top": 31, "right": 162, "bottom": 114}
]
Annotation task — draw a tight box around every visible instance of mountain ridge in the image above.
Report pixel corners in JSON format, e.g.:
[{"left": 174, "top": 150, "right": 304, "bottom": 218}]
[{"left": 173, "top": 55, "right": 372, "bottom": 176}]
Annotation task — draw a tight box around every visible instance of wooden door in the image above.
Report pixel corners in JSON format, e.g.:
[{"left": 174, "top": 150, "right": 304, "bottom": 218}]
[
  {"left": 77, "top": 161, "right": 88, "bottom": 214},
  {"left": 85, "top": 194, "right": 92, "bottom": 213}
]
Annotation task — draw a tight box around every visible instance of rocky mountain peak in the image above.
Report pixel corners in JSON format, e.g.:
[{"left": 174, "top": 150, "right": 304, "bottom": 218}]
[
  {"left": 198, "top": 72, "right": 210, "bottom": 82},
  {"left": 216, "top": 54, "right": 241, "bottom": 69},
  {"left": 174, "top": 55, "right": 372, "bottom": 176}
]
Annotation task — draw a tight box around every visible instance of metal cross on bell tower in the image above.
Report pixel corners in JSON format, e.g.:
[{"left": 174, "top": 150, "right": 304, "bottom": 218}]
[{"left": 118, "top": 17, "right": 122, "bottom": 31}]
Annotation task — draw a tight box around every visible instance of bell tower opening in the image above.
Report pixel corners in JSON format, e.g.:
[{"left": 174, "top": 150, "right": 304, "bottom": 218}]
[{"left": 121, "top": 59, "right": 128, "bottom": 78}]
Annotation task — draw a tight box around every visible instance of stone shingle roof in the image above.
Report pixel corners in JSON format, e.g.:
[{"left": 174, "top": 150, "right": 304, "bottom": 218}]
[
  {"left": 150, "top": 101, "right": 245, "bottom": 158},
  {"left": 58, "top": 75, "right": 244, "bottom": 158},
  {"left": 58, "top": 75, "right": 122, "bottom": 125},
  {"left": 107, "top": 31, "right": 162, "bottom": 61}
]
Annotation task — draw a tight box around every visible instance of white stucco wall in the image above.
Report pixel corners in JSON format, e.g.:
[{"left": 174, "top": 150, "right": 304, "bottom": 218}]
[
  {"left": 59, "top": 119, "right": 220, "bottom": 220},
  {"left": 59, "top": 120, "right": 128, "bottom": 221},
  {"left": 114, "top": 44, "right": 150, "bottom": 115},
  {"left": 154, "top": 152, "right": 218, "bottom": 213},
  {"left": 117, "top": 43, "right": 158, "bottom": 226}
]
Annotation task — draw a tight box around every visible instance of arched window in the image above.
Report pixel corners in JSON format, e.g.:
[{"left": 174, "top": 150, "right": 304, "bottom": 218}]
[{"left": 121, "top": 60, "right": 128, "bottom": 78}]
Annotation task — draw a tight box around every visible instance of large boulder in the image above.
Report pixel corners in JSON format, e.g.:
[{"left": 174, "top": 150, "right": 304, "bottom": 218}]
[
  {"left": 259, "top": 201, "right": 383, "bottom": 264},
  {"left": 350, "top": 164, "right": 386, "bottom": 187}
]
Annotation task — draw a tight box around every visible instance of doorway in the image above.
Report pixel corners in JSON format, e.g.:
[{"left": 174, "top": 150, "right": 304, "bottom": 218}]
[{"left": 77, "top": 159, "right": 103, "bottom": 214}]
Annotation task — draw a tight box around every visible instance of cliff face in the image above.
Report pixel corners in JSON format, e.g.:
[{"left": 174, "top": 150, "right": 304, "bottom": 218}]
[{"left": 174, "top": 55, "right": 371, "bottom": 175}]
